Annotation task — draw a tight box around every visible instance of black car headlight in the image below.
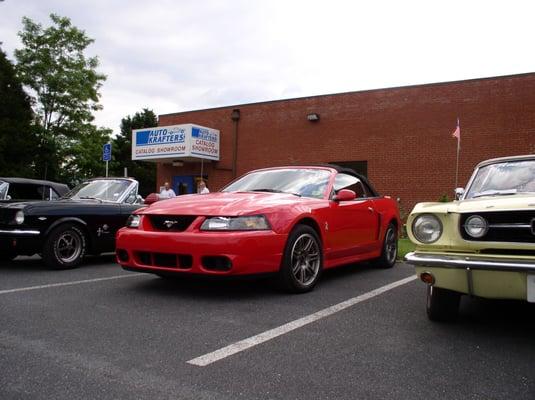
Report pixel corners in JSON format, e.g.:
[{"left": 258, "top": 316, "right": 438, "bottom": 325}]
[
  {"left": 126, "top": 214, "right": 141, "bottom": 228},
  {"left": 14, "top": 210, "right": 24, "bottom": 225},
  {"left": 412, "top": 214, "right": 442, "bottom": 243},
  {"left": 200, "top": 215, "right": 270, "bottom": 231}
]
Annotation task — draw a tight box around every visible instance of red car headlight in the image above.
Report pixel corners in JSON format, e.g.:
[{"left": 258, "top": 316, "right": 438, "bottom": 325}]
[{"left": 200, "top": 215, "right": 270, "bottom": 231}]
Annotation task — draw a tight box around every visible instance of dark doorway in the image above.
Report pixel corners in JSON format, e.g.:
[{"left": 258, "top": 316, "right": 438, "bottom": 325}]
[
  {"left": 172, "top": 175, "right": 194, "bottom": 195},
  {"left": 330, "top": 161, "right": 368, "bottom": 177}
]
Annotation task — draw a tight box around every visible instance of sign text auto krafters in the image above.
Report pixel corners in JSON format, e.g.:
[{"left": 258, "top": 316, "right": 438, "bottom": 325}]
[{"left": 131, "top": 124, "right": 220, "bottom": 161}]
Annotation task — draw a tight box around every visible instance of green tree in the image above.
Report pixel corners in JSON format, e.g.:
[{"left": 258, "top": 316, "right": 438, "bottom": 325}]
[
  {"left": 14, "top": 13, "right": 106, "bottom": 180},
  {"left": 0, "top": 47, "right": 39, "bottom": 177},
  {"left": 111, "top": 109, "right": 157, "bottom": 196},
  {"left": 61, "top": 125, "right": 112, "bottom": 186}
]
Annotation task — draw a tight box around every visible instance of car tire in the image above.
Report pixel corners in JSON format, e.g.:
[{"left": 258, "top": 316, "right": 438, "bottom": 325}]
[
  {"left": 43, "top": 223, "right": 87, "bottom": 269},
  {"left": 0, "top": 252, "right": 17, "bottom": 262},
  {"left": 371, "top": 223, "right": 398, "bottom": 269},
  {"left": 426, "top": 285, "right": 461, "bottom": 322},
  {"left": 155, "top": 272, "right": 177, "bottom": 279},
  {"left": 279, "top": 225, "right": 323, "bottom": 293}
]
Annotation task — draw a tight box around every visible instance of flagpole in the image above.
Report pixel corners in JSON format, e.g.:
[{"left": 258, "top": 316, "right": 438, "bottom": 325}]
[
  {"left": 454, "top": 118, "right": 460, "bottom": 188},
  {"left": 455, "top": 138, "right": 460, "bottom": 188}
]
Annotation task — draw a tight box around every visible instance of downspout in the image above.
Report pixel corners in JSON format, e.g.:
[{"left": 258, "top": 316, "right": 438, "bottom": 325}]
[{"left": 231, "top": 108, "right": 241, "bottom": 179}]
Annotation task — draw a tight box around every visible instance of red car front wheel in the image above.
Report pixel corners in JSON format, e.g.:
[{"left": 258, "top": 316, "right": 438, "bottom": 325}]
[{"left": 279, "top": 225, "right": 323, "bottom": 293}]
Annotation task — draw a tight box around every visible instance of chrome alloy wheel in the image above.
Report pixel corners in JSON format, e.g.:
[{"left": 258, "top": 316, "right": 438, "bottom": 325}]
[
  {"left": 290, "top": 233, "right": 321, "bottom": 286},
  {"left": 54, "top": 231, "right": 83, "bottom": 263},
  {"left": 385, "top": 227, "right": 398, "bottom": 265}
]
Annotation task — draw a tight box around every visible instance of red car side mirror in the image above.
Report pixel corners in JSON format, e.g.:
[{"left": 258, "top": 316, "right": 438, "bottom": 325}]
[
  {"left": 334, "top": 189, "right": 356, "bottom": 202},
  {"left": 144, "top": 193, "right": 160, "bottom": 205}
]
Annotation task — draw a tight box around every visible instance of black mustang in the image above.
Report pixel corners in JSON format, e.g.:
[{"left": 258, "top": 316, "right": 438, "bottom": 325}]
[{"left": 0, "top": 178, "right": 144, "bottom": 269}]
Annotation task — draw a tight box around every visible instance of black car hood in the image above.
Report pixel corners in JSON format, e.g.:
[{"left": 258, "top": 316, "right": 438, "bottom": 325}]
[
  {"left": 0, "top": 199, "right": 112, "bottom": 213},
  {"left": 0, "top": 200, "right": 49, "bottom": 210},
  {"left": 0, "top": 199, "right": 27, "bottom": 204}
]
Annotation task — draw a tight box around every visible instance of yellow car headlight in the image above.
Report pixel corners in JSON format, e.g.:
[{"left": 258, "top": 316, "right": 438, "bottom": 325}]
[
  {"left": 464, "top": 215, "right": 488, "bottom": 238},
  {"left": 412, "top": 214, "right": 442, "bottom": 243}
]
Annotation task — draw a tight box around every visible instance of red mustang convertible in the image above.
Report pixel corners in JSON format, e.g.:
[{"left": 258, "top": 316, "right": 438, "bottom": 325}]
[{"left": 116, "top": 166, "right": 400, "bottom": 292}]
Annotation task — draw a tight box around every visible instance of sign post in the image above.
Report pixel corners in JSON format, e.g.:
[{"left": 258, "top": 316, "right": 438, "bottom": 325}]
[{"left": 102, "top": 143, "right": 112, "bottom": 177}]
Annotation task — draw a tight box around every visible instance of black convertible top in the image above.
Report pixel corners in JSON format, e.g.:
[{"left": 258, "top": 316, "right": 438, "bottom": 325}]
[
  {"left": 0, "top": 177, "right": 70, "bottom": 196},
  {"left": 319, "top": 164, "right": 380, "bottom": 197}
]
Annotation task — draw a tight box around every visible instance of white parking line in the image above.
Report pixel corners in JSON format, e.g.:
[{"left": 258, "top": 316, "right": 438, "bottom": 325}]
[
  {"left": 0, "top": 273, "right": 145, "bottom": 295},
  {"left": 187, "top": 275, "right": 417, "bottom": 367}
]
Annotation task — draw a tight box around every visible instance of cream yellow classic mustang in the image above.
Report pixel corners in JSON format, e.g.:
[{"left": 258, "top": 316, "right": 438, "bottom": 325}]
[{"left": 405, "top": 154, "right": 535, "bottom": 321}]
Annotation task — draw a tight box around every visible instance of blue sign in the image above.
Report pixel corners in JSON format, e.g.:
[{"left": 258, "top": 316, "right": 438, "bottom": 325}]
[
  {"left": 135, "top": 127, "right": 186, "bottom": 146},
  {"left": 192, "top": 127, "right": 218, "bottom": 142},
  {"left": 102, "top": 143, "right": 112, "bottom": 161}
]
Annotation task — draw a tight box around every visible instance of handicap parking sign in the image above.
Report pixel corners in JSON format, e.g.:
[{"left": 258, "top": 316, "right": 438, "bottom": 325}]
[{"left": 102, "top": 143, "right": 112, "bottom": 161}]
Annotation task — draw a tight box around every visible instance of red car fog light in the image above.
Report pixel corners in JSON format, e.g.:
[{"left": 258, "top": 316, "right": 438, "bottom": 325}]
[
  {"left": 116, "top": 249, "right": 129, "bottom": 262},
  {"left": 420, "top": 272, "right": 435, "bottom": 285},
  {"left": 202, "top": 256, "right": 232, "bottom": 271}
]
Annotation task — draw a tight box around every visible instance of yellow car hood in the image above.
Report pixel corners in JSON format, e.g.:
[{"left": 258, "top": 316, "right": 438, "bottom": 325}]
[{"left": 412, "top": 193, "right": 535, "bottom": 214}]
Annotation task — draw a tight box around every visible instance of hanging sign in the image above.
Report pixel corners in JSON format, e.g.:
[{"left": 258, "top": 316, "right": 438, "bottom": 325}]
[{"left": 132, "top": 124, "right": 220, "bottom": 161}]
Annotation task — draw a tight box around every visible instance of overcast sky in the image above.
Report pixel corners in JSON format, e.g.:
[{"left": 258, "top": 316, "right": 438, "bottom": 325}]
[{"left": 1, "top": 0, "right": 534, "bottom": 134}]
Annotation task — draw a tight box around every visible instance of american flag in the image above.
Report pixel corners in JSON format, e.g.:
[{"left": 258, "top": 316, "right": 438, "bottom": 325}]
[{"left": 452, "top": 118, "right": 460, "bottom": 141}]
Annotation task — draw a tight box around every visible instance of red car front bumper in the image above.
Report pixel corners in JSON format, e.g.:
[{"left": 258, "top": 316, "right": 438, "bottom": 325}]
[{"left": 115, "top": 227, "right": 288, "bottom": 276}]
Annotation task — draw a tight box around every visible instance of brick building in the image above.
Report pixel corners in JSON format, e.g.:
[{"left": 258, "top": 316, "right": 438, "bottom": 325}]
[{"left": 154, "top": 73, "right": 535, "bottom": 213}]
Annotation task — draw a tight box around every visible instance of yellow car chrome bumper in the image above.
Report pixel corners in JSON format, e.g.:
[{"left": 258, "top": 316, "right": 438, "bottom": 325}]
[{"left": 405, "top": 252, "right": 535, "bottom": 302}]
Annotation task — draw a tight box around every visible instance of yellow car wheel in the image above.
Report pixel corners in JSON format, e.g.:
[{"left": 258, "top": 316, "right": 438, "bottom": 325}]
[{"left": 426, "top": 285, "right": 461, "bottom": 322}]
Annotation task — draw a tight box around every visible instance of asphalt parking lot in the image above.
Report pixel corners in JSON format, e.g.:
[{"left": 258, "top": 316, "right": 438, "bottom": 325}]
[{"left": 1, "top": 257, "right": 534, "bottom": 400}]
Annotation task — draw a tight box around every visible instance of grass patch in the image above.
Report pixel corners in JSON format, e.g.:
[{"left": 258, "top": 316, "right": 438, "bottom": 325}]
[{"left": 397, "top": 238, "right": 415, "bottom": 260}]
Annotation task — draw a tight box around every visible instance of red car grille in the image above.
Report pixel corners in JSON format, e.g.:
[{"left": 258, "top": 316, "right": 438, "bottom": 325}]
[
  {"left": 149, "top": 215, "right": 197, "bottom": 232},
  {"left": 135, "top": 251, "right": 193, "bottom": 269}
]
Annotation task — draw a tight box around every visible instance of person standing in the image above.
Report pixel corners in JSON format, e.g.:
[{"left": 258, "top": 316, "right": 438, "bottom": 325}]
[
  {"left": 159, "top": 182, "right": 176, "bottom": 199},
  {"left": 197, "top": 180, "right": 210, "bottom": 194}
]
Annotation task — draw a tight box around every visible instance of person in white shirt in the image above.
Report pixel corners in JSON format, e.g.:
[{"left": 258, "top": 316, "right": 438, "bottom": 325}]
[
  {"left": 159, "top": 182, "right": 176, "bottom": 199},
  {"left": 197, "top": 180, "right": 210, "bottom": 194}
]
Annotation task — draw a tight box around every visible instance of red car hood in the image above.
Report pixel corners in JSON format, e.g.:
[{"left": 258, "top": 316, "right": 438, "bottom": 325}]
[{"left": 142, "top": 192, "right": 314, "bottom": 216}]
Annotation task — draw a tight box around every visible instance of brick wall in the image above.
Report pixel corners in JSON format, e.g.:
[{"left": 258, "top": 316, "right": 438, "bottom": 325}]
[{"left": 156, "top": 73, "right": 535, "bottom": 213}]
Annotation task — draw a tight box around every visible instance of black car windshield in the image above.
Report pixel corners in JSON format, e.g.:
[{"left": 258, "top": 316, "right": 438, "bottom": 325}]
[
  {"left": 65, "top": 179, "right": 131, "bottom": 202},
  {"left": 465, "top": 160, "right": 535, "bottom": 199},
  {"left": 0, "top": 180, "right": 7, "bottom": 200},
  {"left": 222, "top": 168, "right": 331, "bottom": 199}
]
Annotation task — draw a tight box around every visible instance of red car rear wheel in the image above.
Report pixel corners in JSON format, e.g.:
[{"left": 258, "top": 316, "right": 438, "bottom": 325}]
[{"left": 372, "top": 223, "right": 398, "bottom": 269}]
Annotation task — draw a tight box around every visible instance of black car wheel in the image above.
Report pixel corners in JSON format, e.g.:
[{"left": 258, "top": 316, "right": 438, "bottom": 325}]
[
  {"left": 426, "top": 285, "right": 461, "bottom": 322},
  {"left": 0, "top": 252, "right": 17, "bottom": 262},
  {"left": 372, "top": 223, "right": 397, "bottom": 268},
  {"left": 43, "top": 223, "right": 87, "bottom": 269},
  {"left": 279, "top": 225, "right": 323, "bottom": 293}
]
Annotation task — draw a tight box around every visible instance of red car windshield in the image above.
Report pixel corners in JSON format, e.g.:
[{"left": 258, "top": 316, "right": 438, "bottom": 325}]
[{"left": 222, "top": 168, "right": 331, "bottom": 199}]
